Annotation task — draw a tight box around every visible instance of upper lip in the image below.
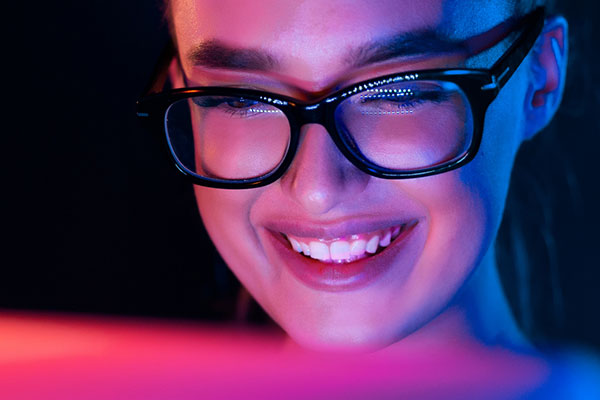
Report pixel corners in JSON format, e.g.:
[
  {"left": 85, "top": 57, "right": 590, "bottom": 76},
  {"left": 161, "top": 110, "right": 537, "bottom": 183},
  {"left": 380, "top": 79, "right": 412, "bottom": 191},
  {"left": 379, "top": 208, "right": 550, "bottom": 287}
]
[{"left": 260, "top": 215, "right": 421, "bottom": 240}]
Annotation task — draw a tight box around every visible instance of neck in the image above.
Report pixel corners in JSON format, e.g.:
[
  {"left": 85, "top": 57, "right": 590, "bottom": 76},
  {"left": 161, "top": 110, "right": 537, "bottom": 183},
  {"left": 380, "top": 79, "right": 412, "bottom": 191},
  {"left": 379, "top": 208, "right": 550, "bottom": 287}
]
[{"left": 392, "top": 246, "right": 531, "bottom": 352}]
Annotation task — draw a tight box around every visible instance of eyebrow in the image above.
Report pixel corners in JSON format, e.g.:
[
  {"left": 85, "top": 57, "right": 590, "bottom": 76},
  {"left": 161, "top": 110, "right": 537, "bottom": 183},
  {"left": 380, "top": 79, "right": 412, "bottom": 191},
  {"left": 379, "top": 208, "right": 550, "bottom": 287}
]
[
  {"left": 187, "top": 40, "right": 281, "bottom": 71},
  {"left": 186, "top": 31, "right": 472, "bottom": 72},
  {"left": 348, "top": 30, "right": 468, "bottom": 68}
]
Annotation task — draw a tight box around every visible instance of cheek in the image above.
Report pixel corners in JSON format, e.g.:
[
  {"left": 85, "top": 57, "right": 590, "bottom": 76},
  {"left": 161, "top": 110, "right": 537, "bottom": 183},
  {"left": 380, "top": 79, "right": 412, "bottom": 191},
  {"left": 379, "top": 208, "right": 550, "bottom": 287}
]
[
  {"left": 404, "top": 171, "right": 492, "bottom": 307},
  {"left": 387, "top": 112, "right": 520, "bottom": 335},
  {"left": 191, "top": 107, "right": 291, "bottom": 180}
]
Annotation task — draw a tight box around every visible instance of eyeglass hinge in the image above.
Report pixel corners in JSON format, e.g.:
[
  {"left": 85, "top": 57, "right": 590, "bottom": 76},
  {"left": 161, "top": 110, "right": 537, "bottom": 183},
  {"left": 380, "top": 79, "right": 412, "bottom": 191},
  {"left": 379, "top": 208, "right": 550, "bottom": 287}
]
[
  {"left": 481, "top": 75, "right": 498, "bottom": 91},
  {"left": 482, "top": 67, "right": 511, "bottom": 91}
]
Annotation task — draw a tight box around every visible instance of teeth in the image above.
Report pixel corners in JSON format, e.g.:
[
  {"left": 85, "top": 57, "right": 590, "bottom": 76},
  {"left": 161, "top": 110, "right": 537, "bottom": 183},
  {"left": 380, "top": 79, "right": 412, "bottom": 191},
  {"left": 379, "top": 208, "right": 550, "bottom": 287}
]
[
  {"left": 330, "top": 241, "right": 350, "bottom": 261},
  {"left": 301, "top": 242, "right": 311, "bottom": 256},
  {"left": 379, "top": 230, "right": 391, "bottom": 247},
  {"left": 350, "top": 239, "right": 367, "bottom": 257},
  {"left": 289, "top": 237, "right": 303, "bottom": 253},
  {"left": 284, "top": 225, "right": 406, "bottom": 264},
  {"left": 366, "top": 235, "right": 380, "bottom": 254},
  {"left": 309, "top": 241, "right": 330, "bottom": 261}
]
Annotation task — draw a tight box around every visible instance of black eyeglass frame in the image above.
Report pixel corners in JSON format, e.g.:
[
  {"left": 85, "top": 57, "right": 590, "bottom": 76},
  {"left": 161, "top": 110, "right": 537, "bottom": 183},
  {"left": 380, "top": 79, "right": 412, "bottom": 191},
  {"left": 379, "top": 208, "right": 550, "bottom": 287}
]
[{"left": 137, "top": 8, "right": 546, "bottom": 189}]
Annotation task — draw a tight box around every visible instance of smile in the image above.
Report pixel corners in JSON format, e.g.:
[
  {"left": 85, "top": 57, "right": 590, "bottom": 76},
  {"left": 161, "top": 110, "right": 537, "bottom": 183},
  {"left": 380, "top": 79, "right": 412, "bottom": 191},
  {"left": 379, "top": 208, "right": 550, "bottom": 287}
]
[
  {"left": 262, "top": 217, "right": 424, "bottom": 291},
  {"left": 284, "top": 225, "right": 407, "bottom": 264}
]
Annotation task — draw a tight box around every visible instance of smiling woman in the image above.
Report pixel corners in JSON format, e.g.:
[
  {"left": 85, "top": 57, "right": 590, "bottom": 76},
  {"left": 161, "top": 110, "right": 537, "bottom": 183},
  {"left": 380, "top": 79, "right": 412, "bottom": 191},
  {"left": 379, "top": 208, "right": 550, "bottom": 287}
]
[{"left": 137, "top": 0, "right": 599, "bottom": 394}]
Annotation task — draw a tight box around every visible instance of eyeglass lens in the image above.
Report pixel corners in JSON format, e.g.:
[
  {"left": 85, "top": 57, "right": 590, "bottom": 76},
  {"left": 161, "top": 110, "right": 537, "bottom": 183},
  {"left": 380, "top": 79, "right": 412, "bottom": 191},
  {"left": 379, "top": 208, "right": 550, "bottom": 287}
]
[{"left": 166, "top": 96, "right": 291, "bottom": 180}]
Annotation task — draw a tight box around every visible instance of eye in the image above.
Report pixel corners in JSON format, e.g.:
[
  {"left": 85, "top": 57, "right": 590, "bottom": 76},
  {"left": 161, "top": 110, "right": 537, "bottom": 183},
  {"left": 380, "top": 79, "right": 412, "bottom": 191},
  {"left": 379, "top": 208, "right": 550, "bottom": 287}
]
[
  {"left": 356, "top": 84, "right": 451, "bottom": 114},
  {"left": 189, "top": 95, "right": 282, "bottom": 118},
  {"left": 225, "top": 98, "right": 258, "bottom": 109},
  {"left": 192, "top": 96, "right": 258, "bottom": 109},
  {"left": 360, "top": 89, "right": 416, "bottom": 105},
  {"left": 191, "top": 96, "right": 261, "bottom": 116}
]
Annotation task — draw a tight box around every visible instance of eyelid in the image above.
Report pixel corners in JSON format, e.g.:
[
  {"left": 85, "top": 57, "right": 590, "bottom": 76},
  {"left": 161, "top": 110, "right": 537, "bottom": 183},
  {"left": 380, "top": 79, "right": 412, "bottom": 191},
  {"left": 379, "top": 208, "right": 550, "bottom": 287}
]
[{"left": 185, "top": 69, "right": 302, "bottom": 97}]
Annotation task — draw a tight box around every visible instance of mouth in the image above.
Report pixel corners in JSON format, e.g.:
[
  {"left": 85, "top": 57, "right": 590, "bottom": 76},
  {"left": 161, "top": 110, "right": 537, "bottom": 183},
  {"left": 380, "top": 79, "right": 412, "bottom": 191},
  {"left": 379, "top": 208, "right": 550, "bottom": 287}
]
[
  {"left": 262, "top": 218, "right": 422, "bottom": 292},
  {"left": 283, "top": 223, "right": 412, "bottom": 264}
]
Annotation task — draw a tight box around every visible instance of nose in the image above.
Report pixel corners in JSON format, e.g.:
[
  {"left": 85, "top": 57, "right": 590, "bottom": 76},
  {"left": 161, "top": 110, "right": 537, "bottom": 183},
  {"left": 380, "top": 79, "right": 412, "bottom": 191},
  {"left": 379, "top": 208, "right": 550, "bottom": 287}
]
[{"left": 279, "top": 124, "right": 370, "bottom": 215}]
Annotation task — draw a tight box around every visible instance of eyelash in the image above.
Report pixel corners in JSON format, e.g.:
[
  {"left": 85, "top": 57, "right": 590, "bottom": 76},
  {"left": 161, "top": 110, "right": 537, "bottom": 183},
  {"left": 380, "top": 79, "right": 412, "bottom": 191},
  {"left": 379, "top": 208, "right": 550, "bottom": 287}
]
[
  {"left": 359, "top": 89, "right": 449, "bottom": 111},
  {"left": 192, "top": 97, "right": 268, "bottom": 117}
]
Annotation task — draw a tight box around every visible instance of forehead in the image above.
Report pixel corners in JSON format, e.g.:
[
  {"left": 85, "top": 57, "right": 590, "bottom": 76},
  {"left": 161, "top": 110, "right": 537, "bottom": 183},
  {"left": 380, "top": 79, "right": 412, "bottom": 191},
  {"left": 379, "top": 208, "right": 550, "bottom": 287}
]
[
  {"left": 171, "top": 0, "right": 513, "bottom": 85},
  {"left": 174, "top": 0, "right": 441, "bottom": 41},
  {"left": 172, "top": 0, "right": 513, "bottom": 41}
]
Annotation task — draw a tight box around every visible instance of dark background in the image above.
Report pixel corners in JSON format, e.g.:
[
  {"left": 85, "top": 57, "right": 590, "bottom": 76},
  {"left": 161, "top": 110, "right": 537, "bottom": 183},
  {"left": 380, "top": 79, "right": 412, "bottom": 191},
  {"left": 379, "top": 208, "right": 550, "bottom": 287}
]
[{"left": 4, "top": 1, "right": 599, "bottom": 350}]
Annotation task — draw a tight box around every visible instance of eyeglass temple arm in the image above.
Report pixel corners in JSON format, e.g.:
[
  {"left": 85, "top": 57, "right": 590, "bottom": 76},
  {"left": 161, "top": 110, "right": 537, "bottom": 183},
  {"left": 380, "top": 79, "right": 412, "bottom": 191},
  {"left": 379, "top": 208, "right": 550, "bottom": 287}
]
[{"left": 487, "top": 7, "right": 546, "bottom": 91}]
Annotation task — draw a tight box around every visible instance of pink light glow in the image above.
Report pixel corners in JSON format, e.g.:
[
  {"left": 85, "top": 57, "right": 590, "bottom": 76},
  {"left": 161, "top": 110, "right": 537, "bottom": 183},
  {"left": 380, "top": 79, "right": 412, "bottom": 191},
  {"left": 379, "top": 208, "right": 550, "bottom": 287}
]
[{"left": 0, "top": 311, "right": 552, "bottom": 399}]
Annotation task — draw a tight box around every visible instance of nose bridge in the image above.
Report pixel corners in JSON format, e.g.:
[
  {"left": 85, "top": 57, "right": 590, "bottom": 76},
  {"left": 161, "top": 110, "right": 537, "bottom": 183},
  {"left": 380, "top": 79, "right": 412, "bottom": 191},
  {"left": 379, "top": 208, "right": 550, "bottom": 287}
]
[
  {"left": 295, "top": 101, "right": 342, "bottom": 156},
  {"left": 296, "top": 122, "right": 344, "bottom": 173},
  {"left": 298, "top": 102, "right": 326, "bottom": 124},
  {"left": 279, "top": 120, "right": 369, "bottom": 216}
]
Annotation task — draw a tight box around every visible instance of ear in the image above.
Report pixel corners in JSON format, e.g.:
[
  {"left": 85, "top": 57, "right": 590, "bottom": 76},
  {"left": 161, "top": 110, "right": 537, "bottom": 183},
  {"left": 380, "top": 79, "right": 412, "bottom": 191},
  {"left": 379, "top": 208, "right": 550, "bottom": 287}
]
[
  {"left": 523, "top": 16, "right": 568, "bottom": 140},
  {"left": 168, "top": 56, "right": 186, "bottom": 89}
]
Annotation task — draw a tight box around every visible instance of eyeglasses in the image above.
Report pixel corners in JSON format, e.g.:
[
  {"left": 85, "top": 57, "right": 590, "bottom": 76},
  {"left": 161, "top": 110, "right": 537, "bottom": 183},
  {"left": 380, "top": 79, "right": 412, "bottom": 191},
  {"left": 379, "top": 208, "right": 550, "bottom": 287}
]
[{"left": 137, "top": 8, "right": 546, "bottom": 189}]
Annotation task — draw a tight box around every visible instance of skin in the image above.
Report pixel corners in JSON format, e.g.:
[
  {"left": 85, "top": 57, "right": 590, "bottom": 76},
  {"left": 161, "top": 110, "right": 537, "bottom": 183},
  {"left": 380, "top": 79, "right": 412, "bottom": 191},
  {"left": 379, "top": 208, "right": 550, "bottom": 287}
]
[{"left": 168, "top": 0, "right": 567, "bottom": 351}]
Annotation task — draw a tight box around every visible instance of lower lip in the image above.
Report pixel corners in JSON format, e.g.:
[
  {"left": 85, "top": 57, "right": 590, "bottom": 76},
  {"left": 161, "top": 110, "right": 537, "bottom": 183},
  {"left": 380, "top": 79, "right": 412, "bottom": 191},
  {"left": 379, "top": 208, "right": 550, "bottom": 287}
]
[{"left": 263, "top": 222, "right": 420, "bottom": 292}]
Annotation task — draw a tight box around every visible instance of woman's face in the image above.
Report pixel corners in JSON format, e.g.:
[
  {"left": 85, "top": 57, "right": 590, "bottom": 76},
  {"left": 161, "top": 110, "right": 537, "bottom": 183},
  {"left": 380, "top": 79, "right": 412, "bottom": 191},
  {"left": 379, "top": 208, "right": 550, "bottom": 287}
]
[{"left": 171, "top": 0, "right": 529, "bottom": 349}]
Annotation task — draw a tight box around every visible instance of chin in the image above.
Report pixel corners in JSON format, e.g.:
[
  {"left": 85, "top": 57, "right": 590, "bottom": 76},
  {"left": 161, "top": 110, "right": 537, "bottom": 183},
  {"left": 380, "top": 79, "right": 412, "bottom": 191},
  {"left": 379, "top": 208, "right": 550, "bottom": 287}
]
[
  {"left": 273, "top": 309, "right": 410, "bottom": 353},
  {"left": 290, "top": 329, "right": 401, "bottom": 353}
]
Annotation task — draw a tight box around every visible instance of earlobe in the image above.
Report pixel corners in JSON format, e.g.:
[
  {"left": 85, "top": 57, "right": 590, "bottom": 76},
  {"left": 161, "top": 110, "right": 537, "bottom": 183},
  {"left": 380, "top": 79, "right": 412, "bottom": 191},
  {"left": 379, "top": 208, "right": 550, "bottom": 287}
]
[{"left": 523, "top": 16, "right": 568, "bottom": 140}]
